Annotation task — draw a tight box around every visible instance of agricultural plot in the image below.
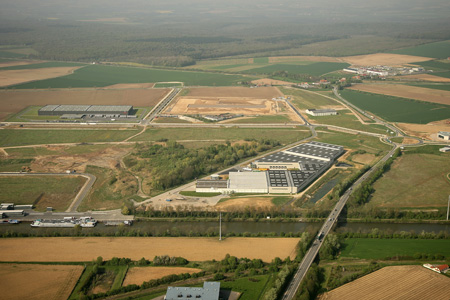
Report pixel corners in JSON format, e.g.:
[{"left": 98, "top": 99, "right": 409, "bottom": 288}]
[
  {"left": 0, "top": 61, "right": 86, "bottom": 70},
  {"left": 314, "top": 130, "right": 391, "bottom": 153},
  {"left": 132, "top": 128, "right": 311, "bottom": 144},
  {"left": 348, "top": 83, "right": 450, "bottom": 105},
  {"left": 321, "top": 265, "right": 450, "bottom": 300},
  {"left": 0, "top": 263, "right": 84, "bottom": 300},
  {"left": 216, "top": 197, "right": 277, "bottom": 211},
  {"left": 369, "top": 153, "right": 450, "bottom": 209},
  {"left": 0, "top": 88, "right": 168, "bottom": 121},
  {"left": 341, "top": 53, "right": 432, "bottom": 66},
  {"left": 8, "top": 65, "right": 252, "bottom": 89},
  {"left": 406, "top": 83, "right": 450, "bottom": 92},
  {"left": 280, "top": 87, "right": 340, "bottom": 109},
  {"left": 0, "top": 175, "right": 86, "bottom": 211},
  {"left": 0, "top": 128, "right": 139, "bottom": 147},
  {"left": 0, "top": 237, "right": 300, "bottom": 262},
  {"left": 241, "top": 62, "right": 350, "bottom": 76},
  {"left": 390, "top": 40, "right": 450, "bottom": 59},
  {"left": 123, "top": 267, "right": 202, "bottom": 286},
  {"left": 340, "top": 89, "right": 450, "bottom": 124},
  {"left": 0, "top": 66, "right": 83, "bottom": 87},
  {"left": 399, "top": 73, "right": 450, "bottom": 82}
]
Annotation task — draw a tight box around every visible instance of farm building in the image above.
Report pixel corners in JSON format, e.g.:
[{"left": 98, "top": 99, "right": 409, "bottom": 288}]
[
  {"left": 165, "top": 282, "right": 220, "bottom": 300},
  {"left": 38, "top": 105, "right": 134, "bottom": 116},
  {"left": 439, "top": 146, "right": 450, "bottom": 152},
  {"left": 305, "top": 109, "right": 337, "bottom": 116},
  {"left": 196, "top": 142, "right": 343, "bottom": 194},
  {"left": 423, "top": 264, "right": 449, "bottom": 273},
  {"left": 437, "top": 131, "right": 450, "bottom": 140}
]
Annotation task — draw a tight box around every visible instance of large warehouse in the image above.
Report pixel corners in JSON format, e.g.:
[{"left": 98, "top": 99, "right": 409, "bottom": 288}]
[
  {"left": 38, "top": 105, "right": 134, "bottom": 116},
  {"left": 196, "top": 141, "right": 344, "bottom": 194}
]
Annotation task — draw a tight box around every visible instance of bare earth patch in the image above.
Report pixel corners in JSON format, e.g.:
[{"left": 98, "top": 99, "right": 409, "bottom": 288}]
[
  {"left": 251, "top": 78, "right": 294, "bottom": 86},
  {"left": 398, "top": 74, "right": 450, "bottom": 82},
  {"left": 187, "top": 87, "right": 283, "bottom": 98},
  {"left": 0, "top": 66, "right": 82, "bottom": 87},
  {"left": 0, "top": 263, "right": 84, "bottom": 300},
  {"left": 320, "top": 265, "right": 450, "bottom": 300},
  {"left": 397, "top": 120, "right": 450, "bottom": 140},
  {"left": 0, "top": 237, "right": 299, "bottom": 262},
  {"left": 123, "top": 267, "right": 202, "bottom": 286},
  {"left": 0, "top": 88, "right": 169, "bottom": 120},
  {"left": 341, "top": 53, "right": 432, "bottom": 66},
  {"left": 216, "top": 197, "right": 275, "bottom": 211},
  {"left": 348, "top": 83, "right": 450, "bottom": 105}
]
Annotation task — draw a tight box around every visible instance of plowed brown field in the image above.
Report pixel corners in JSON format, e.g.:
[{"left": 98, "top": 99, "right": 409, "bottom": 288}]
[
  {"left": 320, "top": 265, "right": 450, "bottom": 300},
  {"left": 400, "top": 74, "right": 450, "bottom": 82},
  {"left": 0, "top": 237, "right": 299, "bottom": 262},
  {"left": 0, "top": 66, "right": 82, "bottom": 87},
  {"left": 187, "top": 86, "right": 283, "bottom": 98},
  {"left": 348, "top": 83, "right": 450, "bottom": 105},
  {"left": 0, "top": 263, "right": 84, "bottom": 300},
  {"left": 216, "top": 197, "right": 275, "bottom": 211},
  {"left": 0, "top": 88, "right": 169, "bottom": 120},
  {"left": 123, "top": 267, "right": 202, "bottom": 286},
  {"left": 341, "top": 53, "right": 432, "bottom": 66}
]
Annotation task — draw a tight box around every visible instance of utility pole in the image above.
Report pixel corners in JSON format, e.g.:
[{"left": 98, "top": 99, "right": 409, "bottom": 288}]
[{"left": 219, "top": 212, "right": 222, "bottom": 241}]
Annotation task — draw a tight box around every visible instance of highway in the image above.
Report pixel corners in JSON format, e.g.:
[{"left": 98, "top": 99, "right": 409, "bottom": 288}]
[
  {"left": 282, "top": 144, "right": 398, "bottom": 300},
  {"left": 142, "top": 88, "right": 180, "bottom": 124}
]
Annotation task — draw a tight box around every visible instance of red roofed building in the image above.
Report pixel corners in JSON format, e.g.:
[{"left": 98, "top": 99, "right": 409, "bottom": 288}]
[{"left": 423, "top": 264, "right": 449, "bottom": 273}]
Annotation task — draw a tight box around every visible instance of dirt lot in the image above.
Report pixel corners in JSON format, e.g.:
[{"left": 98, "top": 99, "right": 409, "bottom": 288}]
[
  {"left": 216, "top": 197, "right": 275, "bottom": 211},
  {"left": 0, "top": 237, "right": 299, "bottom": 262},
  {"left": 0, "top": 88, "right": 169, "bottom": 120},
  {"left": 398, "top": 74, "right": 450, "bottom": 82},
  {"left": 0, "top": 263, "right": 84, "bottom": 300},
  {"left": 320, "top": 265, "right": 450, "bottom": 300},
  {"left": 123, "top": 267, "right": 202, "bottom": 286},
  {"left": 187, "top": 87, "right": 283, "bottom": 98},
  {"left": 251, "top": 78, "right": 295, "bottom": 86},
  {"left": 397, "top": 120, "right": 450, "bottom": 140},
  {"left": 341, "top": 53, "right": 432, "bottom": 66},
  {"left": 348, "top": 83, "right": 450, "bottom": 105},
  {"left": 0, "top": 66, "right": 82, "bottom": 87},
  {"left": 103, "top": 83, "right": 155, "bottom": 89}
]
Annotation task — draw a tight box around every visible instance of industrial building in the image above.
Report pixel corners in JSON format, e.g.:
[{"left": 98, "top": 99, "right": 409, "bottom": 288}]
[
  {"left": 437, "top": 131, "right": 450, "bottom": 141},
  {"left": 196, "top": 142, "right": 344, "bottom": 194},
  {"left": 305, "top": 109, "right": 337, "bottom": 116},
  {"left": 165, "top": 282, "right": 220, "bottom": 300},
  {"left": 38, "top": 105, "right": 134, "bottom": 116}
]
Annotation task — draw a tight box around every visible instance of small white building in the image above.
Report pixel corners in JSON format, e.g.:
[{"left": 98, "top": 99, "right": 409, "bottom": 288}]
[
  {"left": 439, "top": 146, "right": 450, "bottom": 153},
  {"left": 306, "top": 109, "right": 337, "bottom": 116},
  {"left": 437, "top": 131, "right": 450, "bottom": 140}
]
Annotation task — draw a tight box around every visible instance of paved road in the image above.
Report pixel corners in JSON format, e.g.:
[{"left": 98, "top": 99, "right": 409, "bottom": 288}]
[
  {"left": 142, "top": 88, "right": 180, "bottom": 124},
  {"left": 282, "top": 144, "right": 398, "bottom": 300}
]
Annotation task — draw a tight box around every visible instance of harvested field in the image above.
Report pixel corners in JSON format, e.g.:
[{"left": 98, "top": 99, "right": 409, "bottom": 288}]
[
  {"left": 216, "top": 197, "right": 276, "bottom": 211},
  {"left": 320, "top": 265, "right": 450, "bottom": 300},
  {"left": 123, "top": 267, "right": 202, "bottom": 286},
  {"left": 0, "top": 237, "right": 299, "bottom": 262},
  {"left": 251, "top": 78, "right": 294, "bottom": 86},
  {"left": 187, "top": 87, "right": 283, "bottom": 98},
  {"left": 102, "top": 83, "right": 154, "bottom": 89},
  {"left": 348, "top": 83, "right": 450, "bottom": 105},
  {"left": 0, "top": 88, "right": 168, "bottom": 121},
  {"left": 0, "top": 66, "right": 82, "bottom": 87},
  {"left": 397, "top": 120, "right": 450, "bottom": 140},
  {"left": 399, "top": 73, "right": 450, "bottom": 82},
  {"left": 0, "top": 61, "right": 43, "bottom": 68},
  {"left": 341, "top": 53, "right": 432, "bottom": 66},
  {"left": 0, "top": 263, "right": 84, "bottom": 300}
]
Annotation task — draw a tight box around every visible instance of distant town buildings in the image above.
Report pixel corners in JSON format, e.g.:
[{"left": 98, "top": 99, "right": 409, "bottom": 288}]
[
  {"left": 305, "top": 109, "right": 337, "bottom": 116},
  {"left": 343, "top": 65, "right": 426, "bottom": 77}
]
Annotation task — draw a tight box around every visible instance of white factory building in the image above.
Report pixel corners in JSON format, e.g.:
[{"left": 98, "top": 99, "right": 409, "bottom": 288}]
[
  {"left": 437, "top": 131, "right": 450, "bottom": 141},
  {"left": 305, "top": 109, "right": 338, "bottom": 117}
]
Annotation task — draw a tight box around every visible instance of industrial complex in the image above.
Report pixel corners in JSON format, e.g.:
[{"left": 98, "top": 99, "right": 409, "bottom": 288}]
[
  {"left": 196, "top": 141, "right": 344, "bottom": 194},
  {"left": 305, "top": 109, "right": 337, "bottom": 116},
  {"left": 38, "top": 105, "right": 135, "bottom": 118}
]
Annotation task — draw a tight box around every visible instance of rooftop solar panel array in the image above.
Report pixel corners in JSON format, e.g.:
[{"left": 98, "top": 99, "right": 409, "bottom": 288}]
[{"left": 268, "top": 170, "right": 289, "bottom": 187}]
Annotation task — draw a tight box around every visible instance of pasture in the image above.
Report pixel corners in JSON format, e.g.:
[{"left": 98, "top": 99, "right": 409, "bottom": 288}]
[
  {"left": 390, "top": 40, "right": 450, "bottom": 59},
  {"left": 369, "top": 153, "right": 450, "bottom": 209},
  {"left": 0, "top": 175, "right": 86, "bottom": 211},
  {"left": 8, "top": 65, "right": 252, "bottom": 88},
  {"left": 340, "top": 238, "right": 450, "bottom": 259},
  {"left": 340, "top": 89, "right": 450, "bottom": 124},
  {"left": 132, "top": 127, "right": 311, "bottom": 144},
  {"left": 0, "top": 264, "right": 84, "bottom": 300},
  {"left": 0, "top": 237, "right": 300, "bottom": 262},
  {"left": 322, "top": 265, "right": 450, "bottom": 300}
]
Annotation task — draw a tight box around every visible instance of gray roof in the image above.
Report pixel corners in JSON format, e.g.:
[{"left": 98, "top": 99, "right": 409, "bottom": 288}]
[
  {"left": 165, "top": 282, "right": 220, "bottom": 300},
  {"left": 39, "top": 105, "right": 60, "bottom": 111},
  {"left": 268, "top": 170, "right": 289, "bottom": 187},
  {"left": 289, "top": 170, "right": 314, "bottom": 187},
  {"left": 88, "top": 105, "right": 132, "bottom": 112},
  {"left": 229, "top": 172, "right": 268, "bottom": 190},
  {"left": 438, "top": 131, "right": 450, "bottom": 136},
  {"left": 39, "top": 105, "right": 133, "bottom": 113},
  {"left": 307, "top": 109, "right": 337, "bottom": 113}
]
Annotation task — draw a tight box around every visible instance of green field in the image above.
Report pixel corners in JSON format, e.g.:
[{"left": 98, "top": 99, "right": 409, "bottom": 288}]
[
  {"left": 153, "top": 82, "right": 183, "bottom": 88},
  {"left": 153, "top": 117, "right": 191, "bottom": 123},
  {"left": 280, "top": 87, "right": 338, "bottom": 109},
  {"left": 132, "top": 128, "right": 311, "bottom": 144},
  {"left": 7, "top": 65, "right": 252, "bottom": 89},
  {"left": 0, "top": 175, "right": 86, "bottom": 211},
  {"left": 0, "top": 61, "right": 87, "bottom": 70},
  {"left": 229, "top": 115, "right": 293, "bottom": 124},
  {"left": 413, "top": 60, "right": 450, "bottom": 72},
  {"left": 340, "top": 89, "right": 450, "bottom": 124},
  {"left": 0, "top": 129, "right": 138, "bottom": 147},
  {"left": 242, "top": 62, "right": 350, "bottom": 76},
  {"left": 220, "top": 275, "right": 271, "bottom": 300},
  {"left": 369, "top": 153, "right": 450, "bottom": 208},
  {"left": 315, "top": 130, "right": 391, "bottom": 153},
  {"left": 179, "top": 191, "right": 221, "bottom": 197},
  {"left": 390, "top": 40, "right": 450, "bottom": 59},
  {"left": 341, "top": 238, "right": 450, "bottom": 259}
]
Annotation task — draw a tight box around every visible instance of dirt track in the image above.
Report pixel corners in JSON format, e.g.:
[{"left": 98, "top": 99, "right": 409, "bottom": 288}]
[
  {"left": 0, "top": 263, "right": 84, "bottom": 300},
  {"left": 320, "top": 265, "right": 450, "bottom": 300},
  {"left": 0, "top": 237, "right": 299, "bottom": 262}
]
